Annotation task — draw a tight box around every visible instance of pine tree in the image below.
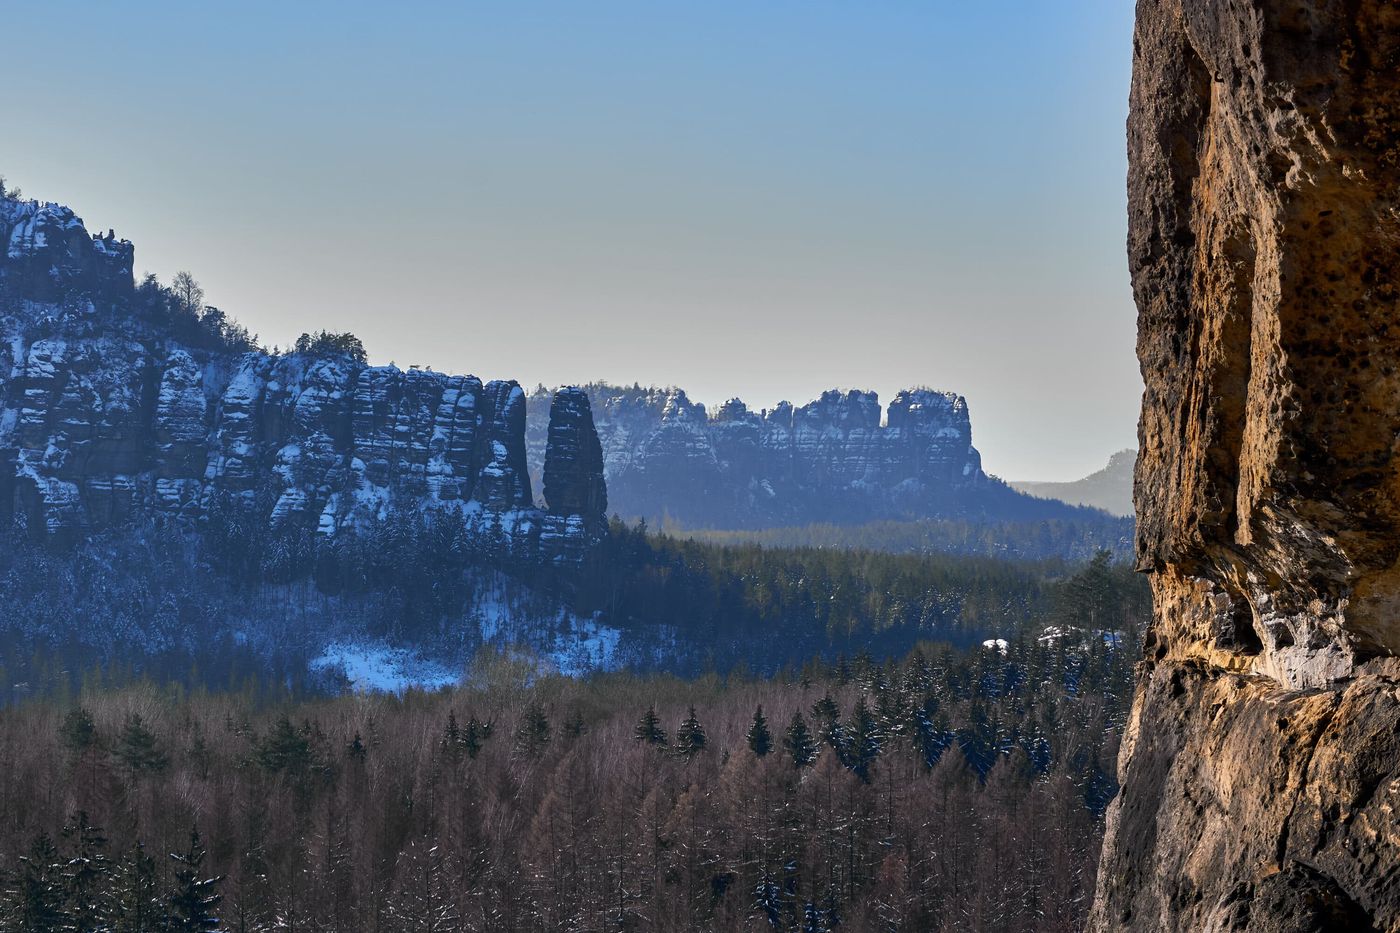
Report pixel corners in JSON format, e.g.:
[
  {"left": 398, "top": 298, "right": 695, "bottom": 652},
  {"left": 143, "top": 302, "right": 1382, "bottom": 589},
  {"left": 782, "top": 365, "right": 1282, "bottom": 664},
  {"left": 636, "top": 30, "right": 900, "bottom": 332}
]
[
  {"left": 347, "top": 731, "right": 367, "bottom": 762},
  {"left": 746, "top": 705, "right": 773, "bottom": 758},
  {"left": 843, "top": 698, "right": 882, "bottom": 782},
  {"left": 633, "top": 705, "right": 667, "bottom": 746},
  {"left": 61, "top": 811, "right": 112, "bottom": 931},
  {"left": 783, "top": 711, "right": 818, "bottom": 768},
  {"left": 256, "top": 714, "right": 313, "bottom": 774},
  {"left": 810, "top": 694, "right": 841, "bottom": 746},
  {"left": 441, "top": 710, "right": 461, "bottom": 750},
  {"left": 5, "top": 833, "right": 65, "bottom": 933},
  {"left": 514, "top": 702, "right": 551, "bottom": 756},
  {"left": 109, "top": 842, "right": 160, "bottom": 933},
  {"left": 116, "top": 714, "right": 168, "bottom": 775},
  {"left": 674, "top": 706, "right": 706, "bottom": 759},
  {"left": 462, "top": 716, "right": 483, "bottom": 759},
  {"left": 166, "top": 829, "right": 223, "bottom": 932},
  {"left": 59, "top": 707, "right": 98, "bottom": 755}
]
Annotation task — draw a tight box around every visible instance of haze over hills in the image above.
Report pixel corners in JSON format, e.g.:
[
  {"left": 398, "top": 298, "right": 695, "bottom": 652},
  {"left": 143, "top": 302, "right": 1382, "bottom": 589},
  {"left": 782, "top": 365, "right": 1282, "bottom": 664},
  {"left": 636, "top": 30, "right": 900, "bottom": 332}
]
[
  {"left": 1011, "top": 448, "right": 1135, "bottom": 517},
  {"left": 0, "top": 181, "right": 1133, "bottom": 689},
  {"left": 523, "top": 381, "right": 1133, "bottom": 535}
]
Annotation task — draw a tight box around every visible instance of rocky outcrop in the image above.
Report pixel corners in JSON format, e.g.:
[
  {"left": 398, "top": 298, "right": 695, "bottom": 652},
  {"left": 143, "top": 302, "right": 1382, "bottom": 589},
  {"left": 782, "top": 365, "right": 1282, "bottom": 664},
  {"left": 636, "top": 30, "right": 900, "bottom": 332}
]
[
  {"left": 522, "top": 383, "right": 1068, "bottom": 530},
  {"left": 0, "top": 192, "right": 606, "bottom": 564},
  {"left": 1091, "top": 2, "right": 1400, "bottom": 931},
  {"left": 0, "top": 199, "right": 133, "bottom": 303},
  {"left": 542, "top": 387, "right": 607, "bottom": 525}
]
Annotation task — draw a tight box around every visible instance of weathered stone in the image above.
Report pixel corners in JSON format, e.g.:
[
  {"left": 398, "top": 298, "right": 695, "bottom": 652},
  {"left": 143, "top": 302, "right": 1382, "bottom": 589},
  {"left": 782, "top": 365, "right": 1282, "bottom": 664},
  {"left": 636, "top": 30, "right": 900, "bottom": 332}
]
[
  {"left": 525, "top": 384, "right": 1007, "bottom": 529},
  {"left": 542, "top": 387, "right": 607, "bottom": 525},
  {"left": 0, "top": 189, "right": 607, "bottom": 564},
  {"left": 1091, "top": 2, "right": 1400, "bottom": 930}
]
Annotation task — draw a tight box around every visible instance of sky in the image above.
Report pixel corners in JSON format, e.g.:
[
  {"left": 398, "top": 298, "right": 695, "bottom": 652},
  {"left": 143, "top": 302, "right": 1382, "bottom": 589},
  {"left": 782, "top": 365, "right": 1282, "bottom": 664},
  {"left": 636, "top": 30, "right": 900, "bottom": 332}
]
[{"left": 3, "top": 1, "right": 1140, "bottom": 482}]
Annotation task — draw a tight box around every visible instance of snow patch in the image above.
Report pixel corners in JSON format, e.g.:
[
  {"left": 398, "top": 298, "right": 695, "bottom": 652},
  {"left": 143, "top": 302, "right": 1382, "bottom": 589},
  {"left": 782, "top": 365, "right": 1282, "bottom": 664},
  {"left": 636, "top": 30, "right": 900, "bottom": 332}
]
[{"left": 310, "top": 642, "right": 460, "bottom": 693}]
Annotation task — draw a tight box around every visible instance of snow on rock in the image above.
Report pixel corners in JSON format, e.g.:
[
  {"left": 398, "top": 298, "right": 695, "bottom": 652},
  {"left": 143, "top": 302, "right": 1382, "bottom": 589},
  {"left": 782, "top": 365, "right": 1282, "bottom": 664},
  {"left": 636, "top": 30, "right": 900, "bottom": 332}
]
[
  {"left": 525, "top": 383, "right": 991, "bottom": 529},
  {"left": 0, "top": 190, "right": 606, "bottom": 566}
]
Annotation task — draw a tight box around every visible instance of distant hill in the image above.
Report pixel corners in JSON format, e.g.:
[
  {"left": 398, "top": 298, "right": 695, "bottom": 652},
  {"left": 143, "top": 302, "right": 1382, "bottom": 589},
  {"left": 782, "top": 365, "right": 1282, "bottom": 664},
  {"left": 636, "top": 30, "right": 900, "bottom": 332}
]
[
  {"left": 525, "top": 382, "right": 1133, "bottom": 534},
  {"left": 1011, "top": 449, "right": 1136, "bottom": 517}
]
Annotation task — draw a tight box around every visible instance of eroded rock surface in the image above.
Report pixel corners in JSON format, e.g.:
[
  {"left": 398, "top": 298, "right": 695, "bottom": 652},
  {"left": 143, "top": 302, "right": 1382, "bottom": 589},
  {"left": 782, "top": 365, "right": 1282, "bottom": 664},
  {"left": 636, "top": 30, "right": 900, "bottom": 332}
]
[
  {"left": 520, "top": 383, "right": 1077, "bottom": 530},
  {"left": 1092, "top": 2, "right": 1400, "bottom": 930},
  {"left": 0, "top": 192, "right": 606, "bottom": 564}
]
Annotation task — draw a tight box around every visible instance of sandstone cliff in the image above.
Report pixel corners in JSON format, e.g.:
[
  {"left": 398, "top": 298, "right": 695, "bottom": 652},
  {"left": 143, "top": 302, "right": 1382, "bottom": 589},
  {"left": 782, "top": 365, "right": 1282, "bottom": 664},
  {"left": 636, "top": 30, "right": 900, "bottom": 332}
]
[
  {"left": 523, "top": 382, "right": 1101, "bottom": 531},
  {"left": 1092, "top": 2, "right": 1400, "bottom": 931},
  {"left": 0, "top": 192, "right": 608, "bottom": 563}
]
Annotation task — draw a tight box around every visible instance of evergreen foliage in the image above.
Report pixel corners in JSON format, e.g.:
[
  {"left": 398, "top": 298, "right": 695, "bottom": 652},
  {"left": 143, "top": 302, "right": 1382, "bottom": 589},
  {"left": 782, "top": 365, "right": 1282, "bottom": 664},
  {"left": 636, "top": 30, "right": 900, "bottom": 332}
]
[
  {"left": 673, "top": 706, "right": 707, "bottom": 759},
  {"left": 746, "top": 705, "right": 773, "bottom": 758},
  {"left": 634, "top": 704, "right": 667, "bottom": 746}
]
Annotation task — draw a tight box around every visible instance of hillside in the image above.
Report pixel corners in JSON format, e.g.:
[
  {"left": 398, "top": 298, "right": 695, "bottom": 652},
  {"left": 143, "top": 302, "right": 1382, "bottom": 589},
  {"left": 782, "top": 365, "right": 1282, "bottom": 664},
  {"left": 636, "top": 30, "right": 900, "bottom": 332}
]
[{"left": 1011, "top": 449, "right": 1135, "bottom": 517}]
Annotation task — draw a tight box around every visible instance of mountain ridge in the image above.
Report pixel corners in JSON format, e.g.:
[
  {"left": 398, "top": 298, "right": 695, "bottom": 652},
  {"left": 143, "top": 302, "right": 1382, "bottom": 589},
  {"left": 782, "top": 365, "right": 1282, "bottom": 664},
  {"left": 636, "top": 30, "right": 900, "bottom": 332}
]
[{"left": 1010, "top": 448, "right": 1135, "bottom": 517}]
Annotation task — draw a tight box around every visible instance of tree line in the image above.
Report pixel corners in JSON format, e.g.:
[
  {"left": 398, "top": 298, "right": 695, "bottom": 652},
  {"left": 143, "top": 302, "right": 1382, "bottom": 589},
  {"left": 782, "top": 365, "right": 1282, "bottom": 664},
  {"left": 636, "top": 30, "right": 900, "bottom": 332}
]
[{"left": 0, "top": 604, "right": 1136, "bottom": 932}]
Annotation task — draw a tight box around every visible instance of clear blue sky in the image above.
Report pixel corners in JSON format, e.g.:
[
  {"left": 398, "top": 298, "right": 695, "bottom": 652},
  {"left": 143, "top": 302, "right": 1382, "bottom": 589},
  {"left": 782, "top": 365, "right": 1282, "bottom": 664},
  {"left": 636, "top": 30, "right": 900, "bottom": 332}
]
[{"left": 4, "top": 1, "right": 1139, "bottom": 481}]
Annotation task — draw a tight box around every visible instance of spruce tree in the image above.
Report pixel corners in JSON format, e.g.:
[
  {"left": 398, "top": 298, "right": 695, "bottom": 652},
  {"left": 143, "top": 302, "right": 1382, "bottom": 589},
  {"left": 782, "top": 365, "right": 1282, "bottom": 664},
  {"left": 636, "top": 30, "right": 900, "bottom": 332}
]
[
  {"left": 633, "top": 705, "right": 667, "bottom": 746},
  {"left": 462, "top": 716, "right": 483, "bottom": 759},
  {"left": 514, "top": 702, "right": 551, "bottom": 755},
  {"left": 844, "top": 698, "right": 882, "bottom": 781},
  {"left": 166, "top": 829, "right": 223, "bottom": 932},
  {"left": 347, "top": 731, "right": 367, "bottom": 762},
  {"left": 60, "top": 811, "right": 112, "bottom": 931},
  {"left": 746, "top": 705, "right": 772, "bottom": 758},
  {"left": 6, "top": 833, "right": 65, "bottom": 933},
  {"left": 109, "top": 842, "right": 159, "bottom": 933},
  {"left": 783, "top": 711, "right": 818, "bottom": 768},
  {"left": 674, "top": 706, "right": 706, "bottom": 759},
  {"left": 810, "top": 694, "right": 843, "bottom": 750}
]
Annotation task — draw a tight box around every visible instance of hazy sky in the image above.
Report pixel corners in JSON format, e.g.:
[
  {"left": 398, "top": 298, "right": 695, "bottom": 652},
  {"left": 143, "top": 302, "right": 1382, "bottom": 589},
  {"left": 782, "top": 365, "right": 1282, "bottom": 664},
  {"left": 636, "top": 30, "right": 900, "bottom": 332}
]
[{"left": 4, "top": 1, "right": 1140, "bottom": 481}]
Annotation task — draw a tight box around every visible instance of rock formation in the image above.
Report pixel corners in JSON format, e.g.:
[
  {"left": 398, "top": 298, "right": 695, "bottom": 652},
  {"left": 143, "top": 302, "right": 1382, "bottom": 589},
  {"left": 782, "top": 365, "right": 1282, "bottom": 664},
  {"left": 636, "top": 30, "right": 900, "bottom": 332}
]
[
  {"left": 0, "top": 191, "right": 606, "bottom": 564},
  {"left": 1091, "top": 2, "right": 1400, "bottom": 930},
  {"left": 524, "top": 383, "right": 1087, "bottom": 530}
]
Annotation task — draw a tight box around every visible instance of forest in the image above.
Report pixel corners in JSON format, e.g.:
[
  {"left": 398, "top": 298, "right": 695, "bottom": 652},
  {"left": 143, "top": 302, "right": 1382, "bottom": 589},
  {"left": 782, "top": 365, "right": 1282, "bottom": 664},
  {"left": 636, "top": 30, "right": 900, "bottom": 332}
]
[{"left": 0, "top": 553, "right": 1138, "bottom": 932}]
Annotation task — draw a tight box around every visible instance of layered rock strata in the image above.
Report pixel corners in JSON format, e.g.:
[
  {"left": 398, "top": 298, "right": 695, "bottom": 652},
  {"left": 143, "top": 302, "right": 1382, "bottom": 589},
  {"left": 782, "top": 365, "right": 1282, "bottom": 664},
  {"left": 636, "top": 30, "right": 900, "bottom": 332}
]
[
  {"left": 1092, "top": 2, "right": 1400, "bottom": 930},
  {"left": 521, "top": 383, "right": 1059, "bottom": 530},
  {"left": 0, "top": 193, "right": 605, "bottom": 563}
]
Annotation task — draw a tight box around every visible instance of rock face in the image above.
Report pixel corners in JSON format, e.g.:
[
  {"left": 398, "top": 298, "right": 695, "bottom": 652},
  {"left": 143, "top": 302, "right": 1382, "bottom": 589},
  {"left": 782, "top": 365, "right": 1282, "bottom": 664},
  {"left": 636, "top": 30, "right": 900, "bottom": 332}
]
[
  {"left": 524, "top": 383, "right": 1073, "bottom": 529},
  {"left": 1092, "top": 2, "right": 1400, "bottom": 931},
  {"left": 0, "top": 192, "right": 606, "bottom": 564}
]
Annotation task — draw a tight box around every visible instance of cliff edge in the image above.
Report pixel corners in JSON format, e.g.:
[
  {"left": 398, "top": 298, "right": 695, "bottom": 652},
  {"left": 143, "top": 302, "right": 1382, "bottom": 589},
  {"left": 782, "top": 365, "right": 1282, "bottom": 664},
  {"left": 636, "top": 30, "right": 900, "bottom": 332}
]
[{"left": 1091, "top": 2, "right": 1400, "bottom": 931}]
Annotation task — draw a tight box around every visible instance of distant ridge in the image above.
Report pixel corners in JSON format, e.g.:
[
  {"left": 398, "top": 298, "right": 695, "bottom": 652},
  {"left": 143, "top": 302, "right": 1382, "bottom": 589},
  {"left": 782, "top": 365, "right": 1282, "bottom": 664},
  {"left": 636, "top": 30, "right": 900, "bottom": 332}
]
[{"left": 1010, "top": 449, "right": 1135, "bottom": 517}]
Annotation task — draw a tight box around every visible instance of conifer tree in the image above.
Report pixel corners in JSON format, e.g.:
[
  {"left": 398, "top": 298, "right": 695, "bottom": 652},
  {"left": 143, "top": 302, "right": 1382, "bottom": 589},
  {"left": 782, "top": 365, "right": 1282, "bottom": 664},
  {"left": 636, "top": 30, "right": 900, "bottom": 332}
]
[
  {"left": 810, "top": 693, "right": 841, "bottom": 744},
  {"left": 166, "top": 829, "right": 223, "bottom": 932},
  {"left": 61, "top": 811, "right": 112, "bottom": 931},
  {"left": 514, "top": 702, "right": 551, "bottom": 756},
  {"left": 462, "top": 716, "right": 483, "bottom": 758},
  {"left": 116, "top": 714, "right": 168, "bottom": 775},
  {"left": 347, "top": 731, "right": 367, "bottom": 762},
  {"left": 633, "top": 705, "right": 667, "bottom": 746},
  {"left": 783, "top": 711, "right": 818, "bottom": 768},
  {"left": 674, "top": 706, "right": 706, "bottom": 759},
  {"left": 6, "top": 833, "right": 65, "bottom": 933},
  {"left": 844, "top": 698, "right": 882, "bottom": 781},
  {"left": 59, "top": 707, "right": 98, "bottom": 755},
  {"left": 109, "top": 842, "right": 159, "bottom": 933},
  {"left": 746, "top": 705, "right": 773, "bottom": 758}
]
